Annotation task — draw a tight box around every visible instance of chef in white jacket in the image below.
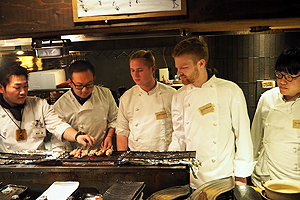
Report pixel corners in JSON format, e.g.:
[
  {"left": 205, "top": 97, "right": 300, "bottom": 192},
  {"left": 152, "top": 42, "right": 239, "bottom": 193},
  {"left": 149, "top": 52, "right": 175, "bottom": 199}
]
[
  {"left": 53, "top": 60, "right": 118, "bottom": 150},
  {"left": 116, "top": 50, "right": 176, "bottom": 151},
  {"left": 0, "top": 59, "right": 95, "bottom": 153},
  {"left": 251, "top": 47, "right": 300, "bottom": 189},
  {"left": 168, "top": 37, "right": 254, "bottom": 190}
]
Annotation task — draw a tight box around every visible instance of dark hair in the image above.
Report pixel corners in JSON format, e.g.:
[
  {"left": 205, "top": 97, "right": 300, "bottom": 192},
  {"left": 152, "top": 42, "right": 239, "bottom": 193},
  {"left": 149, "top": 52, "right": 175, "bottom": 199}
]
[
  {"left": 130, "top": 50, "right": 155, "bottom": 68},
  {"left": 172, "top": 36, "right": 209, "bottom": 65},
  {"left": 275, "top": 47, "right": 300, "bottom": 75},
  {"left": 0, "top": 58, "right": 28, "bottom": 88},
  {"left": 69, "top": 60, "right": 95, "bottom": 78}
]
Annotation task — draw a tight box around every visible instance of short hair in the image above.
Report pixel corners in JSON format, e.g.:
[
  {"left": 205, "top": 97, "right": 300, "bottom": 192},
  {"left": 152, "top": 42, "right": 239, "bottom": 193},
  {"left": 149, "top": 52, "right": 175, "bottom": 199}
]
[
  {"left": 130, "top": 50, "right": 155, "bottom": 68},
  {"left": 0, "top": 58, "right": 28, "bottom": 88},
  {"left": 69, "top": 60, "right": 95, "bottom": 78},
  {"left": 172, "top": 36, "right": 209, "bottom": 64},
  {"left": 275, "top": 47, "right": 300, "bottom": 75}
]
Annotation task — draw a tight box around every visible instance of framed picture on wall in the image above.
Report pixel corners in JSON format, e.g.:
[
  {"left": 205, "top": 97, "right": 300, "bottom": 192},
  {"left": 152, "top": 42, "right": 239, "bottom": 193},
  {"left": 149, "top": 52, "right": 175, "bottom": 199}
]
[{"left": 72, "top": 0, "right": 187, "bottom": 22}]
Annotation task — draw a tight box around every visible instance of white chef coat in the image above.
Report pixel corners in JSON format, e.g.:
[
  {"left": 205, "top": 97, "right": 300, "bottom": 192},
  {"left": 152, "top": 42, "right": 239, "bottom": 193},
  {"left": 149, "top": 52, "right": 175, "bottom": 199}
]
[
  {"left": 251, "top": 87, "right": 300, "bottom": 188},
  {"left": 0, "top": 96, "right": 71, "bottom": 153},
  {"left": 168, "top": 75, "right": 254, "bottom": 189},
  {"left": 53, "top": 85, "right": 118, "bottom": 149},
  {"left": 116, "top": 82, "right": 176, "bottom": 151}
]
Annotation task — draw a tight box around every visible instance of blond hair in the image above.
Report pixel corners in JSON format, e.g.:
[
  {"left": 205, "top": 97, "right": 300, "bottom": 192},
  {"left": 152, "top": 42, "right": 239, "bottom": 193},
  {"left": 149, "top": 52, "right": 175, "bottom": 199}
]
[{"left": 130, "top": 50, "right": 155, "bottom": 68}]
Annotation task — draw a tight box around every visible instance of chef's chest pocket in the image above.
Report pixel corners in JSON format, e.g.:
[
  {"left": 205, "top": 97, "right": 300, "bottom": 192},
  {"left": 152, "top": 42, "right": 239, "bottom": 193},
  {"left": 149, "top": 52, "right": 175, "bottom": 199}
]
[{"left": 92, "top": 106, "right": 107, "bottom": 122}]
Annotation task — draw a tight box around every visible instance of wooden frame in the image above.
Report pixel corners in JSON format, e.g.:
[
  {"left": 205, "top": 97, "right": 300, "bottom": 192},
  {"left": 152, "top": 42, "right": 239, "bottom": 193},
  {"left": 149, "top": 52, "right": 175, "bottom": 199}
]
[{"left": 72, "top": 0, "right": 187, "bottom": 23}]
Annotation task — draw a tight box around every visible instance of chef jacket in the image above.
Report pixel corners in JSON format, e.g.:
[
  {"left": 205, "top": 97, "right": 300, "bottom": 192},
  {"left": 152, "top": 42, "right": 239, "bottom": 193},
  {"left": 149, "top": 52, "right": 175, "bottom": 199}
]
[
  {"left": 168, "top": 75, "right": 254, "bottom": 188},
  {"left": 53, "top": 85, "right": 118, "bottom": 149},
  {"left": 251, "top": 87, "right": 300, "bottom": 188},
  {"left": 0, "top": 96, "right": 71, "bottom": 152},
  {"left": 116, "top": 82, "right": 176, "bottom": 151}
]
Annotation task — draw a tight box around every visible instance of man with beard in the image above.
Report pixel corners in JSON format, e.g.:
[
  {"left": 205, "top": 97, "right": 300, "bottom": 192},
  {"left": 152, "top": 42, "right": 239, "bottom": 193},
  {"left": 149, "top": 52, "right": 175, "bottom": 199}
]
[
  {"left": 0, "top": 58, "right": 95, "bottom": 152},
  {"left": 168, "top": 37, "right": 254, "bottom": 192}
]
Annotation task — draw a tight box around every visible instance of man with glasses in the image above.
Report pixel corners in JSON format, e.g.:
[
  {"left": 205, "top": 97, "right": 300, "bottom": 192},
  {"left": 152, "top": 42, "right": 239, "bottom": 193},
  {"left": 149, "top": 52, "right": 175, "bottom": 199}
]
[
  {"left": 53, "top": 60, "right": 118, "bottom": 150},
  {"left": 251, "top": 47, "right": 300, "bottom": 188},
  {"left": 0, "top": 58, "right": 95, "bottom": 152}
]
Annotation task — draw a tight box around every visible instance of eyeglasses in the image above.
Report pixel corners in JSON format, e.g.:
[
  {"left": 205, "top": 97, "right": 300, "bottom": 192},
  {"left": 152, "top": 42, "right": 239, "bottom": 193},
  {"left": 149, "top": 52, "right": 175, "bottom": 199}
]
[
  {"left": 274, "top": 71, "right": 300, "bottom": 82},
  {"left": 70, "top": 79, "right": 94, "bottom": 90}
]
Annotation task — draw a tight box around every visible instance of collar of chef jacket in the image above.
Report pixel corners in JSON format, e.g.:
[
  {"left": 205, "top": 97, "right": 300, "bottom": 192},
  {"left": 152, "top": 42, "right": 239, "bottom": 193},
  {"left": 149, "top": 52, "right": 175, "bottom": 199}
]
[
  {"left": 0, "top": 93, "right": 25, "bottom": 121},
  {"left": 137, "top": 81, "right": 159, "bottom": 95},
  {"left": 71, "top": 88, "right": 92, "bottom": 105}
]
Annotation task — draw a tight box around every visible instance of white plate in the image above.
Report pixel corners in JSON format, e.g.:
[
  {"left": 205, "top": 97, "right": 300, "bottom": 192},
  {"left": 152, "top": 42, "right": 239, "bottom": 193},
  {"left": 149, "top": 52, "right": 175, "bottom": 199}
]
[{"left": 36, "top": 181, "right": 79, "bottom": 200}]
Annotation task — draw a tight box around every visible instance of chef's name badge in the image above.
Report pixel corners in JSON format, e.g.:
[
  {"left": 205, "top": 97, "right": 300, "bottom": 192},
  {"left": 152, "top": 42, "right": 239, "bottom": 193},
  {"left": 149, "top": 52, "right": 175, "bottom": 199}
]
[
  {"left": 16, "top": 129, "right": 27, "bottom": 141},
  {"left": 293, "top": 120, "right": 300, "bottom": 129},
  {"left": 198, "top": 103, "right": 215, "bottom": 116},
  {"left": 155, "top": 110, "right": 169, "bottom": 120},
  {"left": 33, "top": 128, "right": 46, "bottom": 138}
]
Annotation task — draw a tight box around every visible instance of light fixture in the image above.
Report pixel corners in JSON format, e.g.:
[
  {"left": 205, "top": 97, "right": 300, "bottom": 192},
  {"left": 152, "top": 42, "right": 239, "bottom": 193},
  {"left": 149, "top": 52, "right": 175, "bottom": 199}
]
[
  {"left": 31, "top": 37, "right": 71, "bottom": 59},
  {"left": 15, "top": 46, "right": 24, "bottom": 55}
]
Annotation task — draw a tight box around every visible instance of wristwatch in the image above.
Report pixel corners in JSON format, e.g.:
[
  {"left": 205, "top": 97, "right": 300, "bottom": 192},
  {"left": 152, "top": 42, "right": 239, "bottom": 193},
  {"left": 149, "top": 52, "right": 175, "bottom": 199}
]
[{"left": 75, "top": 131, "right": 86, "bottom": 141}]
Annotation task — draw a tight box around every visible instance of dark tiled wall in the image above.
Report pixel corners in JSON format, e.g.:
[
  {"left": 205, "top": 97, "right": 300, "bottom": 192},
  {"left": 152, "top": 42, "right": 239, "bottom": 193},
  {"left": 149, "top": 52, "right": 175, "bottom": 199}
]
[{"left": 70, "top": 32, "right": 300, "bottom": 120}]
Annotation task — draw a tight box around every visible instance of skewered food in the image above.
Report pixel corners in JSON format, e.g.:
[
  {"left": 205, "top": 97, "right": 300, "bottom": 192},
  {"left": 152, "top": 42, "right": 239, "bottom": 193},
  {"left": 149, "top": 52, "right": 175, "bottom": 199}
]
[
  {"left": 106, "top": 146, "right": 113, "bottom": 156},
  {"left": 80, "top": 147, "right": 90, "bottom": 158},
  {"left": 95, "top": 148, "right": 106, "bottom": 156},
  {"left": 69, "top": 147, "right": 79, "bottom": 156},
  {"left": 88, "top": 148, "right": 98, "bottom": 157},
  {"left": 73, "top": 148, "right": 82, "bottom": 158}
]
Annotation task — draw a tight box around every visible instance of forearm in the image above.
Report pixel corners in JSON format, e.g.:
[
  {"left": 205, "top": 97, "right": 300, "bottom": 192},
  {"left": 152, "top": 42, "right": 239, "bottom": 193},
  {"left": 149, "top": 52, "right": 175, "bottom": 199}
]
[
  {"left": 117, "top": 134, "right": 128, "bottom": 151},
  {"left": 106, "top": 127, "right": 115, "bottom": 138},
  {"left": 62, "top": 127, "right": 77, "bottom": 141}
]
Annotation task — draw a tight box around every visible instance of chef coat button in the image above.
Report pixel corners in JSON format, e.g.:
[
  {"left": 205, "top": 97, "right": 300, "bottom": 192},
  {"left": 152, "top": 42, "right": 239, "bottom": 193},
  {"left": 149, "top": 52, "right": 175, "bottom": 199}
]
[
  {"left": 6, "top": 146, "right": 10, "bottom": 149},
  {"left": 103, "top": 117, "right": 107, "bottom": 120},
  {"left": 136, "top": 108, "right": 139, "bottom": 111},
  {"left": 213, "top": 122, "right": 217, "bottom": 126},
  {"left": 135, "top": 124, "right": 138, "bottom": 127},
  {"left": 212, "top": 159, "right": 216, "bottom": 163},
  {"left": 79, "top": 125, "right": 83, "bottom": 128},
  {"left": 161, "top": 122, "right": 165, "bottom": 125},
  {"left": 294, "top": 164, "right": 298, "bottom": 170},
  {"left": 293, "top": 147, "right": 298, "bottom": 153},
  {"left": 135, "top": 139, "right": 138, "bottom": 142},
  {"left": 210, "top": 85, "right": 213, "bottom": 88},
  {"left": 186, "top": 121, "right": 190, "bottom": 125},
  {"left": 139, "top": 94, "right": 141, "bottom": 96},
  {"left": 213, "top": 140, "right": 217, "bottom": 144},
  {"left": 1, "top": 115, "right": 5, "bottom": 118},
  {"left": 103, "top": 131, "right": 106, "bottom": 133}
]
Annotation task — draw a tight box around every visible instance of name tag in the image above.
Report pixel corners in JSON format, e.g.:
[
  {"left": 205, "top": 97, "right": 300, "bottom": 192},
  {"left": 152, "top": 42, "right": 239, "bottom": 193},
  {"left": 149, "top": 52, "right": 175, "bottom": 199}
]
[
  {"left": 293, "top": 120, "right": 300, "bottom": 129},
  {"left": 33, "top": 128, "right": 47, "bottom": 138},
  {"left": 16, "top": 129, "right": 27, "bottom": 141},
  {"left": 155, "top": 110, "right": 169, "bottom": 120},
  {"left": 198, "top": 103, "right": 215, "bottom": 116}
]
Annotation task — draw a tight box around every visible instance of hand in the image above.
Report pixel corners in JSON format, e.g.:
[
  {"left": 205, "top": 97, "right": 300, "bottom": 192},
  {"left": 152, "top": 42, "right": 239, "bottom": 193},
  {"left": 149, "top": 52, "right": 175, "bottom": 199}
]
[
  {"left": 235, "top": 177, "right": 247, "bottom": 186},
  {"left": 77, "top": 134, "right": 95, "bottom": 147},
  {"left": 198, "top": 191, "right": 208, "bottom": 200},
  {"left": 102, "top": 136, "right": 113, "bottom": 150}
]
